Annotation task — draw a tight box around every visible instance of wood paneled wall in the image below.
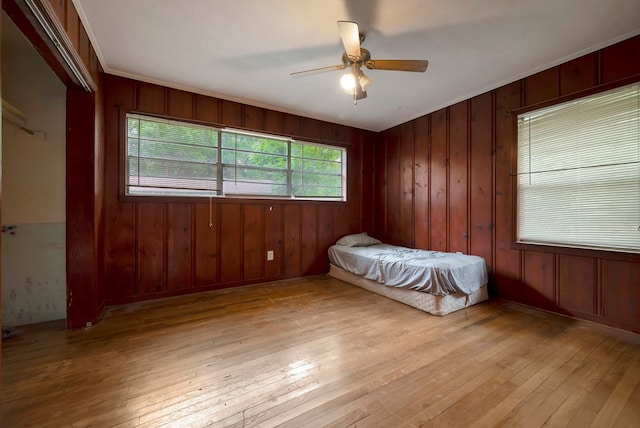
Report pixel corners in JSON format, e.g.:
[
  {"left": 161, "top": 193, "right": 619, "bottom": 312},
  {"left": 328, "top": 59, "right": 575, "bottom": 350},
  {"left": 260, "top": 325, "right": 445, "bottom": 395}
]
[
  {"left": 104, "top": 76, "right": 375, "bottom": 304},
  {"left": 373, "top": 35, "right": 640, "bottom": 333},
  {"left": 46, "top": 0, "right": 98, "bottom": 80}
]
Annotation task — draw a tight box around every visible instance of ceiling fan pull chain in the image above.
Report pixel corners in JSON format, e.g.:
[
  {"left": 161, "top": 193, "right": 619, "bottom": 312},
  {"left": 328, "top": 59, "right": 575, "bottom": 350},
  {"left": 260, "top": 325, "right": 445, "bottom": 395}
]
[{"left": 209, "top": 196, "right": 213, "bottom": 228}]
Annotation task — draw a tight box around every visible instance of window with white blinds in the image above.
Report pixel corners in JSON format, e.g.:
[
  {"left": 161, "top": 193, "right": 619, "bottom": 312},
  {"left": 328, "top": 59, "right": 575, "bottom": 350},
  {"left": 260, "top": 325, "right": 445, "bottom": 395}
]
[
  {"left": 126, "top": 114, "right": 347, "bottom": 200},
  {"left": 516, "top": 82, "right": 640, "bottom": 253},
  {"left": 127, "top": 114, "right": 219, "bottom": 196}
]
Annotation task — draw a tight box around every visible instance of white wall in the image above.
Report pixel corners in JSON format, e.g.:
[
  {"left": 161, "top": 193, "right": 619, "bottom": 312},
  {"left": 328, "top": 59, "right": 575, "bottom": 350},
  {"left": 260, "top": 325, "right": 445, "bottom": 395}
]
[{"left": 2, "top": 13, "right": 67, "bottom": 326}]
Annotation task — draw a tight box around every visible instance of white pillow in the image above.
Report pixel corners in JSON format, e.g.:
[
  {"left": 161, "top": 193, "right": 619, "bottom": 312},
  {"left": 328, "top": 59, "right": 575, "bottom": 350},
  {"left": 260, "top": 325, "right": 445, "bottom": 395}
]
[{"left": 336, "top": 232, "right": 382, "bottom": 247}]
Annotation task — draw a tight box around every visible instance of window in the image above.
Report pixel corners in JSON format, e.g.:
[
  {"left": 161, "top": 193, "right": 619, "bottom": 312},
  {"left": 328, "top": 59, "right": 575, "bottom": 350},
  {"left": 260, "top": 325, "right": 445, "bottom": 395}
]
[
  {"left": 516, "top": 82, "right": 640, "bottom": 253},
  {"left": 126, "top": 114, "right": 347, "bottom": 200}
]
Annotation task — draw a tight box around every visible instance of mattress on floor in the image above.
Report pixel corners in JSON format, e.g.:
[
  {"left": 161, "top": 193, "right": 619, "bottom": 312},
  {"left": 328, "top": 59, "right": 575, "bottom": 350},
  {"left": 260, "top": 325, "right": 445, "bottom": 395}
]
[
  {"left": 328, "top": 264, "right": 488, "bottom": 316},
  {"left": 328, "top": 244, "right": 488, "bottom": 295}
]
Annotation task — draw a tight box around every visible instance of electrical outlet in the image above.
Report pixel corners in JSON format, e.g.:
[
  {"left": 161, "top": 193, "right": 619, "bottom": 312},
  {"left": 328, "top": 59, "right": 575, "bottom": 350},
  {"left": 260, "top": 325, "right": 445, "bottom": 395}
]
[{"left": 267, "top": 250, "right": 274, "bottom": 261}]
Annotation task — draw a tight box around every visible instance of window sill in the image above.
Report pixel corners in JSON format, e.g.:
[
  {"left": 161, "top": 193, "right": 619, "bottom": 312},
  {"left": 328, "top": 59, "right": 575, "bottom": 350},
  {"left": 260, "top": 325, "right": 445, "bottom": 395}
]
[
  {"left": 510, "top": 241, "right": 640, "bottom": 262},
  {"left": 118, "top": 193, "right": 348, "bottom": 206}
]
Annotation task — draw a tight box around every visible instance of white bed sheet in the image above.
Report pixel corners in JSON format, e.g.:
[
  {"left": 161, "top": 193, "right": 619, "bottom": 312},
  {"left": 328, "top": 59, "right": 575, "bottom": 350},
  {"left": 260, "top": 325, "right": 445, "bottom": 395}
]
[{"left": 328, "top": 244, "right": 487, "bottom": 295}]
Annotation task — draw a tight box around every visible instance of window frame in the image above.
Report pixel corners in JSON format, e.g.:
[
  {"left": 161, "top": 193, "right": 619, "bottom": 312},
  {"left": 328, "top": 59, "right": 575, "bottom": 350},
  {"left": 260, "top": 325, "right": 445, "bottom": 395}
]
[
  {"left": 119, "top": 111, "right": 349, "bottom": 204},
  {"left": 510, "top": 76, "right": 640, "bottom": 262}
]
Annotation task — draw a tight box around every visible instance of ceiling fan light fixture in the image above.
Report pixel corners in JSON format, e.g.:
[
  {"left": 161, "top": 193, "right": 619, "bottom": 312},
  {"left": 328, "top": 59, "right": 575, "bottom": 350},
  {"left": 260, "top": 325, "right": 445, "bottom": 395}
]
[
  {"left": 340, "top": 72, "right": 356, "bottom": 92},
  {"left": 358, "top": 72, "right": 372, "bottom": 91}
]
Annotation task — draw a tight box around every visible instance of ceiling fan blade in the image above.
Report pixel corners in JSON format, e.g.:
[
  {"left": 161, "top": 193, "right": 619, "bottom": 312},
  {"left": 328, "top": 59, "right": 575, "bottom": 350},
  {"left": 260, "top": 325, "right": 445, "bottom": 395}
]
[
  {"left": 365, "top": 59, "right": 428, "bottom": 72},
  {"left": 337, "top": 20, "right": 361, "bottom": 60},
  {"left": 290, "top": 64, "right": 346, "bottom": 78}
]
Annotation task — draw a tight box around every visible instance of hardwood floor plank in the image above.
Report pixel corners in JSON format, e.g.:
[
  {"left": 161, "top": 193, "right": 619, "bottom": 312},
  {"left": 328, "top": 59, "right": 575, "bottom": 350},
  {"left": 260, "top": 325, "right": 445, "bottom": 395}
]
[
  {"left": 590, "top": 351, "right": 640, "bottom": 427},
  {"left": 134, "top": 301, "right": 450, "bottom": 426},
  {"left": 417, "top": 319, "right": 583, "bottom": 426},
  {"left": 564, "top": 343, "right": 638, "bottom": 427},
  {"left": 2, "top": 276, "right": 639, "bottom": 427},
  {"left": 540, "top": 339, "right": 631, "bottom": 427},
  {"left": 613, "top": 382, "right": 640, "bottom": 427},
  {"left": 254, "top": 309, "right": 510, "bottom": 427},
  {"left": 393, "top": 313, "right": 544, "bottom": 423},
  {"left": 496, "top": 334, "right": 607, "bottom": 427}
]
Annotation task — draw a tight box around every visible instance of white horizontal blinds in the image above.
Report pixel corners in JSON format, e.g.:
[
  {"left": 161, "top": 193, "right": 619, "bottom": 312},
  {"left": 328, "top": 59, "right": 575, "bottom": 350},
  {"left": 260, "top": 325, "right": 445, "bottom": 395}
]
[
  {"left": 517, "top": 83, "right": 640, "bottom": 252},
  {"left": 221, "top": 130, "right": 289, "bottom": 196},
  {"left": 291, "top": 142, "right": 345, "bottom": 198},
  {"left": 126, "top": 114, "right": 218, "bottom": 196}
]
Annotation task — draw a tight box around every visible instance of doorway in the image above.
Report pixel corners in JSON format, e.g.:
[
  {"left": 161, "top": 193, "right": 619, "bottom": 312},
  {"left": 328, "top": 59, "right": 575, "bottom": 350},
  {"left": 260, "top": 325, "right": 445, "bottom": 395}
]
[{"left": 1, "top": 11, "right": 66, "bottom": 327}]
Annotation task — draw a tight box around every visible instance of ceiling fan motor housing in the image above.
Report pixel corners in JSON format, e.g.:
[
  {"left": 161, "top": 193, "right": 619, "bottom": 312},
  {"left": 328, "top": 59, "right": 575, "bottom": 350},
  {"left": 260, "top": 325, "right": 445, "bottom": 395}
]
[{"left": 342, "top": 48, "right": 371, "bottom": 66}]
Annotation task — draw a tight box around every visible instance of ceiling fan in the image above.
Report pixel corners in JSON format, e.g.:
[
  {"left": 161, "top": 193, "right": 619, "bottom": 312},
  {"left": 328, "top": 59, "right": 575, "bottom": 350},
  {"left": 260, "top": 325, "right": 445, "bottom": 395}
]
[{"left": 291, "top": 21, "right": 429, "bottom": 103}]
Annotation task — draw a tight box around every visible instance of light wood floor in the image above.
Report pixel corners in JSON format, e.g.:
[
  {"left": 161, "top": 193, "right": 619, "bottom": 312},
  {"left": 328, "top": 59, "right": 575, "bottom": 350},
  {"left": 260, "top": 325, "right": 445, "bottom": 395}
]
[{"left": 3, "top": 276, "right": 640, "bottom": 427}]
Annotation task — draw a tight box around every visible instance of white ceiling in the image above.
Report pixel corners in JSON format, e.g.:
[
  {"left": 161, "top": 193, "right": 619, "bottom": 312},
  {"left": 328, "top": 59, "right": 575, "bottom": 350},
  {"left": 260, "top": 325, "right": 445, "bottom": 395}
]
[{"left": 74, "top": 0, "right": 640, "bottom": 132}]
